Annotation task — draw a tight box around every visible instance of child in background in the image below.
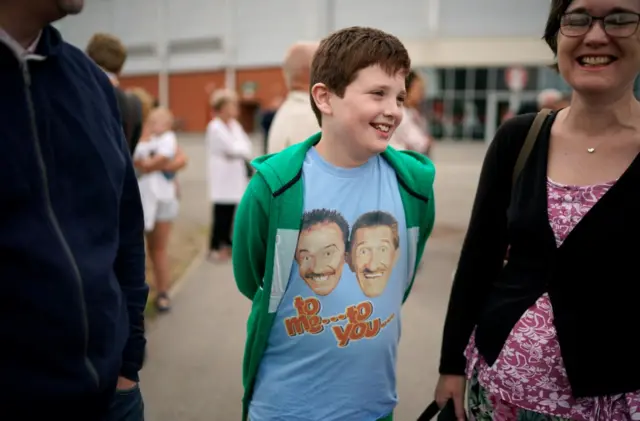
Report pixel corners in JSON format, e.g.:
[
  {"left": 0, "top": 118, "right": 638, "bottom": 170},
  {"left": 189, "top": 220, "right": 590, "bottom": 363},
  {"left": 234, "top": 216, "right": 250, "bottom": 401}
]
[{"left": 133, "top": 107, "right": 179, "bottom": 312}]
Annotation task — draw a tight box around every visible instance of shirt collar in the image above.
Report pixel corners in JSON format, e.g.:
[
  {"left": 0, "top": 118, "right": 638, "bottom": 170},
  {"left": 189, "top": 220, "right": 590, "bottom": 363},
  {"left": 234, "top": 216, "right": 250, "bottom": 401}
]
[{"left": 0, "top": 26, "right": 41, "bottom": 59}]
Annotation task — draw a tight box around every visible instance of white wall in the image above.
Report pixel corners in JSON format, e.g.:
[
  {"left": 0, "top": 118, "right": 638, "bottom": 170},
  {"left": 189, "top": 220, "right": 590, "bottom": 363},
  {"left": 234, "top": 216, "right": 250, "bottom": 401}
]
[
  {"left": 439, "top": 0, "right": 549, "bottom": 38},
  {"left": 57, "top": 0, "right": 554, "bottom": 75}
]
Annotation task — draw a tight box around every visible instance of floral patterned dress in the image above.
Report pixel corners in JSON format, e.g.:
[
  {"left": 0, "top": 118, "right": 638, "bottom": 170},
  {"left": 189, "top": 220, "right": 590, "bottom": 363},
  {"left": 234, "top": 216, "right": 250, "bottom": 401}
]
[{"left": 465, "top": 178, "right": 640, "bottom": 421}]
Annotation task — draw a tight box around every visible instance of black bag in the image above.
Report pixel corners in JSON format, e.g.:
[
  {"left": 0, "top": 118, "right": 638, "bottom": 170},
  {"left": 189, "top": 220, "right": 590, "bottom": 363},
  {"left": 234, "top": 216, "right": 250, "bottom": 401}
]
[{"left": 418, "top": 400, "right": 466, "bottom": 421}]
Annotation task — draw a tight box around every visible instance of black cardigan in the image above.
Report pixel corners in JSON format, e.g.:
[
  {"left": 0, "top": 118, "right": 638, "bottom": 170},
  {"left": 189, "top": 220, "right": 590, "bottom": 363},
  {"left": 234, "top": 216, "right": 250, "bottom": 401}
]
[{"left": 439, "top": 111, "right": 640, "bottom": 398}]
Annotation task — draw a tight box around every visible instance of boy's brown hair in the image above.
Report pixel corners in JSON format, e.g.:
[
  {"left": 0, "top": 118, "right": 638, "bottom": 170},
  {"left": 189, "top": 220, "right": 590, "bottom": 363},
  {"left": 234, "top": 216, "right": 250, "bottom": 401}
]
[
  {"left": 86, "top": 33, "right": 127, "bottom": 75},
  {"left": 310, "top": 26, "right": 411, "bottom": 126}
]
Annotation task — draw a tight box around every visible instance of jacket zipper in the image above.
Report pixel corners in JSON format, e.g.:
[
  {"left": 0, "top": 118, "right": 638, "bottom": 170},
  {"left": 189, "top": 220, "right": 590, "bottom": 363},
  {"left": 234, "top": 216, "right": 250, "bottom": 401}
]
[{"left": 20, "top": 61, "right": 100, "bottom": 388}]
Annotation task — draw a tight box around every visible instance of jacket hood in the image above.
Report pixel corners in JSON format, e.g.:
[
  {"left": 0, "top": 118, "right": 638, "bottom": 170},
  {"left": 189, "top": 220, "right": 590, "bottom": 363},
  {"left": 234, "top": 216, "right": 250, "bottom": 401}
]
[{"left": 251, "top": 132, "right": 435, "bottom": 200}]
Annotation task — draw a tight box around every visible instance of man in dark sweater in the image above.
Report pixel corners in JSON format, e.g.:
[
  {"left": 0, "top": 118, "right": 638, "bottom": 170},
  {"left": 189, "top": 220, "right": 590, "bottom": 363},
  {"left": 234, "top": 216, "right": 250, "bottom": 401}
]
[{"left": 0, "top": 1, "right": 148, "bottom": 420}]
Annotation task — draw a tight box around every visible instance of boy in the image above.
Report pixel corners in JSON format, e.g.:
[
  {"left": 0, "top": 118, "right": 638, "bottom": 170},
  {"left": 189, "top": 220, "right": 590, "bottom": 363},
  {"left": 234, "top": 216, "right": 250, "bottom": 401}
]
[{"left": 232, "top": 26, "right": 436, "bottom": 421}]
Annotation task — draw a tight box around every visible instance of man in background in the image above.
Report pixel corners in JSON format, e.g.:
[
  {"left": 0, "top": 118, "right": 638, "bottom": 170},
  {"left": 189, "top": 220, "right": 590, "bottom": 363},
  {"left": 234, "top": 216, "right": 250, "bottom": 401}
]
[
  {"left": 267, "top": 41, "right": 320, "bottom": 154},
  {"left": 0, "top": 0, "right": 147, "bottom": 419},
  {"left": 536, "top": 88, "right": 565, "bottom": 110},
  {"left": 517, "top": 88, "right": 566, "bottom": 115},
  {"left": 87, "top": 32, "right": 143, "bottom": 155}
]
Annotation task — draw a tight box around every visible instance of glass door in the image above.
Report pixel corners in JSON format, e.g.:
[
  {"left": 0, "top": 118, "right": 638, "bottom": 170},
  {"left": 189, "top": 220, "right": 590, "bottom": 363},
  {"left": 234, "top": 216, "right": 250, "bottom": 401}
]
[{"left": 485, "top": 91, "right": 538, "bottom": 143}]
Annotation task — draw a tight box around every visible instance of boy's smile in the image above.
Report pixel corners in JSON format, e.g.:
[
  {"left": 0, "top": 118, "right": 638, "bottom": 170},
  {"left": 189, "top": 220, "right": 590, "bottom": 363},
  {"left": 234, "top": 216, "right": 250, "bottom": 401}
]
[{"left": 370, "top": 120, "right": 394, "bottom": 140}]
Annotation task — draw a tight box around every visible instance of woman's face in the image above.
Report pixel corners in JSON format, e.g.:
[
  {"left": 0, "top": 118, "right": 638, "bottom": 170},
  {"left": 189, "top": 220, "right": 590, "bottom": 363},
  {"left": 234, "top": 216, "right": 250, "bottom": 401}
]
[
  {"left": 220, "top": 99, "right": 239, "bottom": 119},
  {"left": 406, "top": 76, "right": 425, "bottom": 108},
  {"left": 557, "top": 0, "right": 640, "bottom": 96}
]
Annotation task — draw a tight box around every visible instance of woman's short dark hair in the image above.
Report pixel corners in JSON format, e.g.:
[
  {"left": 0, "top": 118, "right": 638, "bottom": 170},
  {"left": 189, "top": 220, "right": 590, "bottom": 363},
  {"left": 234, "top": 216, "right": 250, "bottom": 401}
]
[
  {"left": 406, "top": 70, "right": 419, "bottom": 91},
  {"left": 544, "top": 0, "right": 573, "bottom": 68}
]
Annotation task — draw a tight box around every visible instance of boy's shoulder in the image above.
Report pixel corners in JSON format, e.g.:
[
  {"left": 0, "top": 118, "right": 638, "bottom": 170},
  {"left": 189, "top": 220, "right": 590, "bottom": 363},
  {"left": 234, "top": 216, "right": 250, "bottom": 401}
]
[
  {"left": 250, "top": 133, "right": 320, "bottom": 193},
  {"left": 382, "top": 146, "right": 435, "bottom": 197}
]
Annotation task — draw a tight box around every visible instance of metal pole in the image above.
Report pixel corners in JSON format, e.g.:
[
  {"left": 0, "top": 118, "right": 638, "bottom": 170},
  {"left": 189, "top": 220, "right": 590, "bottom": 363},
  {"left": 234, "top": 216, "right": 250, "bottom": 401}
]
[
  {"left": 427, "top": 0, "right": 440, "bottom": 37},
  {"left": 224, "top": 0, "right": 237, "bottom": 91},
  {"left": 157, "top": 0, "right": 170, "bottom": 107},
  {"left": 325, "top": 0, "right": 335, "bottom": 34}
]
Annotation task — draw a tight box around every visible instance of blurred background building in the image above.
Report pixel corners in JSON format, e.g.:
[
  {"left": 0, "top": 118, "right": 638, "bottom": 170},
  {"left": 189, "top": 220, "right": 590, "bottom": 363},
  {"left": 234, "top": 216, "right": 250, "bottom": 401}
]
[{"left": 54, "top": 0, "right": 640, "bottom": 142}]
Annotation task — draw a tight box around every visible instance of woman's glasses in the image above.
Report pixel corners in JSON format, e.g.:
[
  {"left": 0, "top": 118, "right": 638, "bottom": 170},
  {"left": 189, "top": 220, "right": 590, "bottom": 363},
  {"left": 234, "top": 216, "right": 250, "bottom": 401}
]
[{"left": 561, "top": 11, "right": 640, "bottom": 38}]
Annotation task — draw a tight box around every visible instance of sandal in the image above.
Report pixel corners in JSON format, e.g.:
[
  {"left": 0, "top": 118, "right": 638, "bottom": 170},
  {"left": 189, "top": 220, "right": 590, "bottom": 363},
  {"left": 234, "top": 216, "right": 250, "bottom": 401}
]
[{"left": 155, "top": 293, "right": 171, "bottom": 313}]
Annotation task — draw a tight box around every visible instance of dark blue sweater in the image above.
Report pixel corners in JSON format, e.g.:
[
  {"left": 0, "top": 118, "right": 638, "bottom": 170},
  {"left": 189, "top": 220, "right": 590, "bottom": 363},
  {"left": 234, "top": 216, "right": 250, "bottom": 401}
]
[{"left": 0, "top": 26, "right": 148, "bottom": 414}]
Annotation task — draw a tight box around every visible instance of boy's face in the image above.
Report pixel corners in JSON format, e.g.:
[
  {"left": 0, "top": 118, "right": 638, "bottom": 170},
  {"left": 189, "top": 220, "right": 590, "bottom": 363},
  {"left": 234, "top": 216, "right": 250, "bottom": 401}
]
[{"left": 328, "top": 65, "right": 406, "bottom": 155}]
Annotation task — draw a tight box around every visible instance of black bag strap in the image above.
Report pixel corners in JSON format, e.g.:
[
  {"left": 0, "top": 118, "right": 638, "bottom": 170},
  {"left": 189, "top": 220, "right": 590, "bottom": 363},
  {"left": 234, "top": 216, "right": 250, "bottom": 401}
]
[
  {"left": 417, "top": 401, "right": 440, "bottom": 420},
  {"left": 511, "top": 108, "right": 551, "bottom": 189},
  {"left": 418, "top": 399, "right": 468, "bottom": 421}
]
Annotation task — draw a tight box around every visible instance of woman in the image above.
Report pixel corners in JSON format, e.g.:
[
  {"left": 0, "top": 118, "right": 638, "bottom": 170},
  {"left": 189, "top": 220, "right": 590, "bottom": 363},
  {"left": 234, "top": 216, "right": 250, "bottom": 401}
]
[
  {"left": 206, "top": 89, "right": 253, "bottom": 262},
  {"left": 389, "top": 70, "right": 432, "bottom": 156},
  {"left": 436, "top": 0, "right": 640, "bottom": 420},
  {"left": 134, "top": 106, "right": 188, "bottom": 312}
]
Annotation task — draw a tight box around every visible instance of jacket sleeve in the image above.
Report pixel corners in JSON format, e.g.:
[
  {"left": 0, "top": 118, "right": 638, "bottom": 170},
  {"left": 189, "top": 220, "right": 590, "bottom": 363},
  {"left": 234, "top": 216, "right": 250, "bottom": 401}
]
[
  {"left": 232, "top": 174, "right": 270, "bottom": 300},
  {"left": 99, "top": 71, "right": 149, "bottom": 382},
  {"left": 115, "top": 132, "right": 149, "bottom": 382},
  {"left": 208, "top": 121, "right": 253, "bottom": 160},
  {"left": 438, "top": 117, "right": 527, "bottom": 375}
]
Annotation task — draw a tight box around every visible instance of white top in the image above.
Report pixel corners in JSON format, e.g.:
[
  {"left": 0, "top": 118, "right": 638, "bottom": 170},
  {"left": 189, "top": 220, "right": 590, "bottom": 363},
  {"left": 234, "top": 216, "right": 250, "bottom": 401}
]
[
  {"left": 206, "top": 117, "right": 253, "bottom": 204},
  {"left": 133, "top": 131, "right": 178, "bottom": 201},
  {"left": 267, "top": 91, "right": 320, "bottom": 154},
  {"left": 389, "top": 108, "right": 431, "bottom": 154}
]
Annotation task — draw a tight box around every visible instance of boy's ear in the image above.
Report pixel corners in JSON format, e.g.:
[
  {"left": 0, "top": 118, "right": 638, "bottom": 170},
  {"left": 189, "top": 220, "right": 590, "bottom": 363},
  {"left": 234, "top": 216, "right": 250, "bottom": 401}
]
[{"left": 311, "top": 83, "right": 332, "bottom": 117}]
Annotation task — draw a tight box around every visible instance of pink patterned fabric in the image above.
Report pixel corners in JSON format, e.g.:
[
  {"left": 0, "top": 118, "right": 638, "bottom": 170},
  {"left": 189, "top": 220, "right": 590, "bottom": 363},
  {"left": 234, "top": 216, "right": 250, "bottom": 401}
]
[{"left": 465, "top": 178, "right": 640, "bottom": 420}]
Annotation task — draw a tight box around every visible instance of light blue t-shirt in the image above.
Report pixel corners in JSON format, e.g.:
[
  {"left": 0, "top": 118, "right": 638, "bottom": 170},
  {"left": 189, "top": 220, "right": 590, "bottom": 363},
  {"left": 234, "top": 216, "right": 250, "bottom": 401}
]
[{"left": 250, "top": 147, "right": 410, "bottom": 421}]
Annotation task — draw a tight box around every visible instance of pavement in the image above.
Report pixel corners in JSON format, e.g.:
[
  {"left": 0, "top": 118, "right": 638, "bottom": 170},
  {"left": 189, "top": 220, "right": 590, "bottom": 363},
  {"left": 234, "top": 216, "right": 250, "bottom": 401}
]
[{"left": 140, "top": 136, "right": 487, "bottom": 421}]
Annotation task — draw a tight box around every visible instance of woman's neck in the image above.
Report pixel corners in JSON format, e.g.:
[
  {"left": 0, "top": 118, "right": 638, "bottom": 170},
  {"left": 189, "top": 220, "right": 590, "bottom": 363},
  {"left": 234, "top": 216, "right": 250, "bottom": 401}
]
[
  {"left": 564, "top": 89, "right": 640, "bottom": 134},
  {"left": 314, "top": 132, "right": 371, "bottom": 168}
]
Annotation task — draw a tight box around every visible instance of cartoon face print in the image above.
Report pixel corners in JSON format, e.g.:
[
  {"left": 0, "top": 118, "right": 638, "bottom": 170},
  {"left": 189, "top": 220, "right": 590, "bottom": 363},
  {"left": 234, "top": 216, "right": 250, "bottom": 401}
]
[
  {"left": 296, "top": 209, "right": 350, "bottom": 296},
  {"left": 348, "top": 211, "right": 400, "bottom": 298}
]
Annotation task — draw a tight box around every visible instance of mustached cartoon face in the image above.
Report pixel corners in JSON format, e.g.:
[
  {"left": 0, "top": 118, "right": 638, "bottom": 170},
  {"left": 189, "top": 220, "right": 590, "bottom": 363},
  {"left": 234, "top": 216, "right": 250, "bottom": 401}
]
[
  {"left": 350, "top": 225, "right": 399, "bottom": 298},
  {"left": 296, "top": 222, "right": 347, "bottom": 296}
]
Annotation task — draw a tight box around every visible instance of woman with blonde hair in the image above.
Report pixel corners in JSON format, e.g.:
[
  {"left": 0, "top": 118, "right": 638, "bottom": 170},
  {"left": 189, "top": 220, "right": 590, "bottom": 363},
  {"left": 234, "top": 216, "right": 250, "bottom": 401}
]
[{"left": 205, "top": 89, "right": 253, "bottom": 262}]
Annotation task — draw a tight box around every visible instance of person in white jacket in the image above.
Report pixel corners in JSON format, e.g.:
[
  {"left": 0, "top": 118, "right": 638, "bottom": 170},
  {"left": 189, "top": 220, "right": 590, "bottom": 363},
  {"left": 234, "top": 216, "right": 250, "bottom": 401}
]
[
  {"left": 206, "top": 89, "right": 253, "bottom": 262},
  {"left": 266, "top": 41, "right": 320, "bottom": 154}
]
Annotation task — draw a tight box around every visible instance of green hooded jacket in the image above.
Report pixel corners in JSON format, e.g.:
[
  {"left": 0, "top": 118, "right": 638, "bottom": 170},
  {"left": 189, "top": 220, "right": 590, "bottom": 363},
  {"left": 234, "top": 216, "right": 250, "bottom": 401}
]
[{"left": 232, "top": 133, "right": 436, "bottom": 421}]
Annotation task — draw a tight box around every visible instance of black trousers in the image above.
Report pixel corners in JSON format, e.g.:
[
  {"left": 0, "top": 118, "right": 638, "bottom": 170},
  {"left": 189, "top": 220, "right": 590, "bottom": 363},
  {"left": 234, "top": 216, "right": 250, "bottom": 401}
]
[{"left": 210, "top": 203, "right": 236, "bottom": 251}]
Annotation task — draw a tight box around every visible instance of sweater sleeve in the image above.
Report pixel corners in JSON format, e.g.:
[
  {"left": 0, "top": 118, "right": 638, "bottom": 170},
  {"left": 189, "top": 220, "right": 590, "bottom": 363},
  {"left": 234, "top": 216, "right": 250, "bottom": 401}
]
[{"left": 438, "top": 115, "right": 531, "bottom": 375}]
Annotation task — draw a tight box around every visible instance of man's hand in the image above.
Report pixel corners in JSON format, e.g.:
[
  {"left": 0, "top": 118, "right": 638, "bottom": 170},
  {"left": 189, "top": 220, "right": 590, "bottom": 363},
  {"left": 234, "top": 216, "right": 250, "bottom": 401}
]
[{"left": 116, "top": 376, "right": 138, "bottom": 391}]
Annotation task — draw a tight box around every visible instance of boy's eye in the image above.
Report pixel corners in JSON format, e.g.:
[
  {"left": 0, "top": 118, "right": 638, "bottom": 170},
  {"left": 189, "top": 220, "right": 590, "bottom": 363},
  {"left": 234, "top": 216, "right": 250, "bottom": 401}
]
[{"left": 372, "top": 91, "right": 384, "bottom": 96}]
